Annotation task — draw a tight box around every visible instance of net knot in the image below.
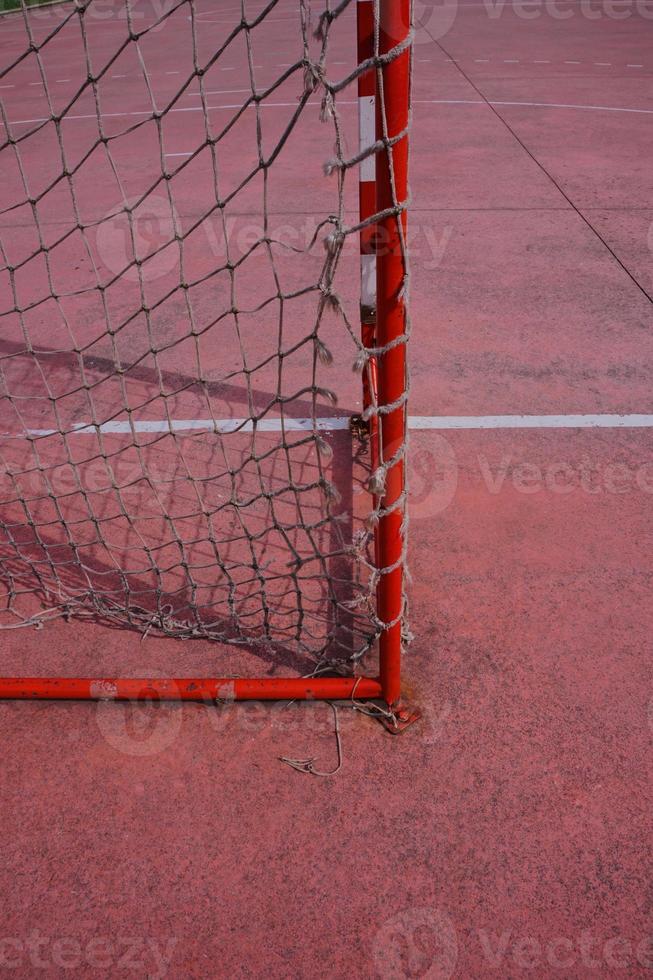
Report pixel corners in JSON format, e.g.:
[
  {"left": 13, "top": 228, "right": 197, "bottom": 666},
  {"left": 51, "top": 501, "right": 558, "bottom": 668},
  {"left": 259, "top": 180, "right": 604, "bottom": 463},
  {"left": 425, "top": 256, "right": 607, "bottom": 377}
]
[
  {"left": 323, "top": 231, "right": 344, "bottom": 257},
  {"left": 303, "top": 61, "right": 324, "bottom": 95},
  {"left": 323, "top": 159, "right": 341, "bottom": 178}
]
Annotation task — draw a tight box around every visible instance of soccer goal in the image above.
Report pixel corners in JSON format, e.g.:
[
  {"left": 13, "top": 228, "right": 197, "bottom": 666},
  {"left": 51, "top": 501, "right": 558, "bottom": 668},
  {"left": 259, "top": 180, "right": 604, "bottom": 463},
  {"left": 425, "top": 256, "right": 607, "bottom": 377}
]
[{"left": 0, "top": 0, "right": 412, "bottom": 722}]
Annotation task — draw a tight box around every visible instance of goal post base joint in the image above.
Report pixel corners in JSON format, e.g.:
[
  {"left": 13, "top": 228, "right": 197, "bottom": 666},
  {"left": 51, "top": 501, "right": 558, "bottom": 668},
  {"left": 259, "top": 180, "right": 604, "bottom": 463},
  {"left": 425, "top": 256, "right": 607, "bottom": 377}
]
[{"left": 378, "top": 700, "right": 422, "bottom": 735}]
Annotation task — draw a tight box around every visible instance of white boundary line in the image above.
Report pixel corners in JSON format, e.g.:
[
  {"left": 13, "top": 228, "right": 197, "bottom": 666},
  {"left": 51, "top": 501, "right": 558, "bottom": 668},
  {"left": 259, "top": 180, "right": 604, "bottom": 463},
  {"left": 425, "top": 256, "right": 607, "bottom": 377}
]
[
  {"left": 413, "top": 99, "right": 653, "bottom": 115},
  {"left": 406, "top": 414, "right": 653, "bottom": 429},
  {"left": 15, "top": 414, "right": 653, "bottom": 437},
  {"left": 4, "top": 98, "right": 653, "bottom": 129}
]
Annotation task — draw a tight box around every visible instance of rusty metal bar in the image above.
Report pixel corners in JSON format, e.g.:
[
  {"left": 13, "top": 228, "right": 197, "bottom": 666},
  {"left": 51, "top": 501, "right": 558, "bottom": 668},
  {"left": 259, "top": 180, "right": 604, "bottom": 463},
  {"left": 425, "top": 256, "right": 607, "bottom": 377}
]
[{"left": 0, "top": 675, "right": 383, "bottom": 702}]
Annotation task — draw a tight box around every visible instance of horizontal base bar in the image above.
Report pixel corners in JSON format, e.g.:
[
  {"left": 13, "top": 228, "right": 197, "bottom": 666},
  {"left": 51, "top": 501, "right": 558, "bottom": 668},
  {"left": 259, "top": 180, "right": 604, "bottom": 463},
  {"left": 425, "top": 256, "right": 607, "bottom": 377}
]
[{"left": 0, "top": 676, "right": 383, "bottom": 702}]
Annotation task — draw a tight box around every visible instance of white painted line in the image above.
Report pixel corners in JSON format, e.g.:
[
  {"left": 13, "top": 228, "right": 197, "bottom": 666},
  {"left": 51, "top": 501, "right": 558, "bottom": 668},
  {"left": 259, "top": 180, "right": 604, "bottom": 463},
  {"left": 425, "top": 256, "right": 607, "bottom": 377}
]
[
  {"left": 358, "top": 94, "right": 375, "bottom": 183},
  {"left": 25, "top": 418, "right": 351, "bottom": 436},
  {"left": 6, "top": 96, "right": 653, "bottom": 130},
  {"left": 533, "top": 60, "right": 551, "bottom": 64},
  {"left": 17, "top": 414, "right": 653, "bottom": 438},
  {"left": 627, "top": 64, "right": 643, "bottom": 68},
  {"left": 412, "top": 99, "right": 653, "bottom": 116},
  {"left": 504, "top": 59, "right": 519, "bottom": 64},
  {"left": 166, "top": 71, "right": 180, "bottom": 74},
  {"left": 564, "top": 61, "right": 581, "bottom": 65},
  {"left": 360, "top": 253, "right": 376, "bottom": 309},
  {"left": 594, "top": 63, "right": 611, "bottom": 67},
  {"left": 56, "top": 79, "right": 71, "bottom": 83},
  {"left": 0, "top": 85, "right": 15, "bottom": 89},
  {"left": 406, "top": 414, "right": 653, "bottom": 430},
  {"left": 185, "top": 89, "right": 252, "bottom": 96},
  {"left": 189, "top": 14, "right": 297, "bottom": 23},
  {"left": 111, "top": 74, "right": 127, "bottom": 78},
  {"left": 474, "top": 59, "right": 490, "bottom": 63},
  {"left": 487, "top": 99, "right": 653, "bottom": 114},
  {"left": 3, "top": 99, "right": 355, "bottom": 127},
  {"left": 165, "top": 151, "right": 194, "bottom": 157}
]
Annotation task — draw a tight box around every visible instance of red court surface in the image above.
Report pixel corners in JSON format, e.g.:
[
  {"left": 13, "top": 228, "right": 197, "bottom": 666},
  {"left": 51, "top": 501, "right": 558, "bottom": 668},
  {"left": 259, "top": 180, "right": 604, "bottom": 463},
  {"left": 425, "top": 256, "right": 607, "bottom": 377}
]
[{"left": 1, "top": 0, "right": 653, "bottom": 976}]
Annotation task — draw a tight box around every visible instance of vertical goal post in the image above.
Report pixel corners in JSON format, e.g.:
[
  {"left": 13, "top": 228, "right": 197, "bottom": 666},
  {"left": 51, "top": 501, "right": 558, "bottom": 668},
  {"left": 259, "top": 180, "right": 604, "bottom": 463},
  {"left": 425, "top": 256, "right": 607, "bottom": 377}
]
[{"left": 0, "top": 0, "right": 413, "bottom": 722}]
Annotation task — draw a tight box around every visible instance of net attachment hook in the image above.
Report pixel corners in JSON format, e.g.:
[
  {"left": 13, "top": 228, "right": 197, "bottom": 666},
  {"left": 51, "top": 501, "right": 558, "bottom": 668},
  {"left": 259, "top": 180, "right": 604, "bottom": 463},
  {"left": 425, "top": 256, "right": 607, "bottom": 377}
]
[{"left": 349, "top": 414, "right": 369, "bottom": 440}]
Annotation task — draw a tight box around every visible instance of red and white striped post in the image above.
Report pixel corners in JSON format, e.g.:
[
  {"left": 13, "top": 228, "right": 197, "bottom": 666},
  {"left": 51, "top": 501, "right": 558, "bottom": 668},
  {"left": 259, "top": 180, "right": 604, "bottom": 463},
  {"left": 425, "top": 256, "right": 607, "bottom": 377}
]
[
  {"left": 357, "top": 0, "right": 384, "bottom": 619},
  {"left": 375, "top": 0, "right": 411, "bottom": 712},
  {"left": 357, "top": 0, "right": 376, "bottom": 330},
  {"left": 356, "top": 0, "right": 378, "bottom": 428}
]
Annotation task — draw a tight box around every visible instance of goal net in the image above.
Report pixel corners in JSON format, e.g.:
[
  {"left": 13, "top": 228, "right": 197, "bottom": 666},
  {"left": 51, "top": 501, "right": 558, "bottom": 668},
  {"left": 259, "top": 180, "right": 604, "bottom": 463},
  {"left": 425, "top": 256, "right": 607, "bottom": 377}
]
[{"left": 0, "top": 0, "right": 411, "bottom": 705}]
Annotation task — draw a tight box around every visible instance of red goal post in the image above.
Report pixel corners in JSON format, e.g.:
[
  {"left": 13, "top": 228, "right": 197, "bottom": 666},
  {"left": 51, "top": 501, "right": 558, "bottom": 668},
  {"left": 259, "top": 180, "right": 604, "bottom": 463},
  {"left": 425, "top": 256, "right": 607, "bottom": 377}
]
[{"left": 0, "top": 0, "right": 412, "bottom": 721}]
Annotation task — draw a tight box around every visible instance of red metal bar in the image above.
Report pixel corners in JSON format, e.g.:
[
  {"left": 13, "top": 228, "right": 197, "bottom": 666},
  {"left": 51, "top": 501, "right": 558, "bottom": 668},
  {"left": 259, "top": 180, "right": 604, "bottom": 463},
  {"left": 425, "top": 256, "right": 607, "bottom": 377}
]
[
  {"left": 375, "top": 0, "right": 411, "bottom": 707},
  {"left": 0, "top": 675, "right": 383, "bottom": 702}
]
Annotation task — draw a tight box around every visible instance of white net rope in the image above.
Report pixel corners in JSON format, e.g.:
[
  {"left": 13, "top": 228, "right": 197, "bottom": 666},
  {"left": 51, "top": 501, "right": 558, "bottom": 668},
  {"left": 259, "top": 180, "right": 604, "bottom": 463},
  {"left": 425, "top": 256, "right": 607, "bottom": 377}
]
[{"left": 0, "top": 0, "right": 410, "bottom": 673}]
